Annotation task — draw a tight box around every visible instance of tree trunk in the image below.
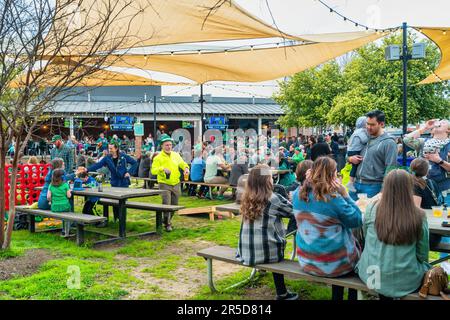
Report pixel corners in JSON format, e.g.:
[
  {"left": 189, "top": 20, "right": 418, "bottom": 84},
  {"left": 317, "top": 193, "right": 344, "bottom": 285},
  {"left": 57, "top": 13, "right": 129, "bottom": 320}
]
[
  {"left": 2, "top": 134, "right": 22, "bottom": 249},
  {"left": 0, "top": 122, "right": 5, "bottom": 248}
]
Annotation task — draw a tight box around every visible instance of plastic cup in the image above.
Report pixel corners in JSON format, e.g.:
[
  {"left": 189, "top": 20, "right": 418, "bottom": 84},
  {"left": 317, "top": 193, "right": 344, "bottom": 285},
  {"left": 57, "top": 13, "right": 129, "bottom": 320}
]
[
  {"left": 357, "top": 193, "right": 368, "bottom": 200},
  {"left": 432, "top": 206, "right": 443, "bottom": 218}
]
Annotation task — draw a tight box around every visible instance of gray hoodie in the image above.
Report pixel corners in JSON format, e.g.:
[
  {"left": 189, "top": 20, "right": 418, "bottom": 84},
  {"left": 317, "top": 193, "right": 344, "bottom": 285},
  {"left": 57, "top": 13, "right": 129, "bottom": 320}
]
[
  {"left": 356, "top": 132, "right": 398, "bottom": 184},
  {"left": 347, "top": 116, "right": 370, "bottom": 152}
]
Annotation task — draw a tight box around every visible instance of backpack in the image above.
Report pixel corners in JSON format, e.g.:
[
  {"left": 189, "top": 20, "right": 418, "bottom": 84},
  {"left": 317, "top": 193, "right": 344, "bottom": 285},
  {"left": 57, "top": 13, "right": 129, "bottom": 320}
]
[{"left": 419, "top": 266, "right": 450, "bottom": 300}]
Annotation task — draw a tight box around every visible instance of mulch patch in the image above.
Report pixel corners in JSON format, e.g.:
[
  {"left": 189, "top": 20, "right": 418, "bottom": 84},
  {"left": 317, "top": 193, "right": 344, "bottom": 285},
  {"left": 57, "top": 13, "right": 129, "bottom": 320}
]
[{"left": 0, "top": 249, "right": 54, "bottom": 281}]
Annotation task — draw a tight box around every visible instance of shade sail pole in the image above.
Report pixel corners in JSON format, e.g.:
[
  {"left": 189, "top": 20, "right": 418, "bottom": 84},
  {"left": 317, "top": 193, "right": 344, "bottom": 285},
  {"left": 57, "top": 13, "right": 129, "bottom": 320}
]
[
  {"left": 402, "top": 22, "right": 408, "bottom": 167},
  {"left": 153, "top": 96, "right": 157, "bottom": 143},
  {"left": 200, "top": 84, "right": 204, "bottom": 142}
]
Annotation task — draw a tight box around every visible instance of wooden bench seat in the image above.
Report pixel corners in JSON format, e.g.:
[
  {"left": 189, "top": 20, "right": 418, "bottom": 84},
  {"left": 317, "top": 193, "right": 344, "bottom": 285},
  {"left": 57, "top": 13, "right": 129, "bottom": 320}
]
[
  {"left": 133, "top": 177, "right": 237, "bottom": 199},
  {"left": 98, "top": 198, "right": 184, "bottom": 211},
  {"left": 215, "top": 203, "right": 240, "bottom": 215},
  {"left": 98, "top": 198, "right": 184, "bottom": 233},
  {"left": 197, "top": 246, "right": 444, "bottom": 300},
  {"left": 183, "top": 182, "right": 237, "bottom": 200},
  {"left": 15, "top": 206, "right": 106, "bottom": 246}
]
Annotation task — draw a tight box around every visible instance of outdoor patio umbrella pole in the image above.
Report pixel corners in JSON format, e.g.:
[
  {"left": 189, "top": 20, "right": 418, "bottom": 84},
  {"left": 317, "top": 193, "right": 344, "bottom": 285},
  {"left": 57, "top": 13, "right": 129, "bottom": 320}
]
[
  {"left": 402, "top": 22, "right": 408, "bottom": 167},
  {"left": 154, "top": 95, "right": 157, "bottom": 141},
  {"left": 200, "top": 84, "right": 204, "bottom": 141}
]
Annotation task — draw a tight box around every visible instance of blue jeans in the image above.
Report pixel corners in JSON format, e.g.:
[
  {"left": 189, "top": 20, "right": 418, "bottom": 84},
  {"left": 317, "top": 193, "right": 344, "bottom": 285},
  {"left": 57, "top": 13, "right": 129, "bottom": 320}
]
[{"left": 349, "top": 182, "right": 382, "bottom": 201}]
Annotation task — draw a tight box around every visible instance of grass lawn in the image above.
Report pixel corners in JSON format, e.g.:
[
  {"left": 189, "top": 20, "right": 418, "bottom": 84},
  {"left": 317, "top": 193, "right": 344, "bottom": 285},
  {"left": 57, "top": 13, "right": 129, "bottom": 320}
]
[{"left": 0, "top": 186, "right": 447, "bottom": 300}]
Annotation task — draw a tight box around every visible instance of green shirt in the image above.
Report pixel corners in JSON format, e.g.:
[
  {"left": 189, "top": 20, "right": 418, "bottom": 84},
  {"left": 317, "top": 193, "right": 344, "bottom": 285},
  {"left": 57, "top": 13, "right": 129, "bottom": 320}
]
[
  {"left": 151, "top": 151, "right": 189, "bottom": 186},
  {"left": 356, "top": 202, "right": 431, "bottom": 298},
  {"left": 278, "top": 160, "right": 296, "bottom": 187},
  {"left": 291, "top": 152, "right": 304, "bottom": 165},
  {"left": 49, "top": 183, "right": 71, "bottom": 212}
]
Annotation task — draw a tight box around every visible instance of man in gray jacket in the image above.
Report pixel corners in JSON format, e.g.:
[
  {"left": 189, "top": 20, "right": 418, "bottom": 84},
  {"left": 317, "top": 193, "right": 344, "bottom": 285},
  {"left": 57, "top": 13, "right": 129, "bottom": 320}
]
[{"left": 348, "top": 110, "right": 398, "bottom": 200}]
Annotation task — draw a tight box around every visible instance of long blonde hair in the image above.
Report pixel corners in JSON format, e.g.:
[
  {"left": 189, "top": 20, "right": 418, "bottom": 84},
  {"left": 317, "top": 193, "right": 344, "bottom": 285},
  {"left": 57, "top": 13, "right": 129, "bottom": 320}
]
[{"left": 240, "top": 164, "right": 273, "bottom": 222}]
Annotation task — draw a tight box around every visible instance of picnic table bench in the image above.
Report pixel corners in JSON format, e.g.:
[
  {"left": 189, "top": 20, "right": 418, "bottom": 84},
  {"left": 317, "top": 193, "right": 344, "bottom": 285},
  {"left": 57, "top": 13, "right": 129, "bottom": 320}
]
[
  {"left": 214, "top": 203, "right": 240, "bottom": 215},
  {"left": 98, "top": 198, "right": 184, "bottom": 233},
  {"left": 133, "top": 177, "right": 238, "bottom": 200},
  {"left": 15, "top": 206, "right": 107, "bottom": 246},
  {"left": 197, "top": 246, "right": 444, "bottom": 300}
]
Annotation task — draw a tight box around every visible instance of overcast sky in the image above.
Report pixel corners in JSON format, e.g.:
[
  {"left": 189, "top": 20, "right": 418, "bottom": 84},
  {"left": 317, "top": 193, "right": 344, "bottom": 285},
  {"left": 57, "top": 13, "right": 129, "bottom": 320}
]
[{"left": 160, "top": 0, "right": 450, "bottom": 98}]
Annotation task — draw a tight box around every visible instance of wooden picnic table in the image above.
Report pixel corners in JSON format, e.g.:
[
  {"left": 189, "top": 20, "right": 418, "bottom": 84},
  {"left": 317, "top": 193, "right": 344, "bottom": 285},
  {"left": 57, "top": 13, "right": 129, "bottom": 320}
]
[
  {"left": 70, "top": 187, "right": 167, "bottom": 238},
  {"left": 35, "top": 186, "right": 168, "bottom": 240}
]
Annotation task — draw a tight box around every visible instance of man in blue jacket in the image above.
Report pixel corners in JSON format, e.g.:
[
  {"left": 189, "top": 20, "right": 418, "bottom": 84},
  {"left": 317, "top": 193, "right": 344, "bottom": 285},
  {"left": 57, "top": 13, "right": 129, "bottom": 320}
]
[{"left": 87, "top": 142, "right": 138, "bottom": 220}]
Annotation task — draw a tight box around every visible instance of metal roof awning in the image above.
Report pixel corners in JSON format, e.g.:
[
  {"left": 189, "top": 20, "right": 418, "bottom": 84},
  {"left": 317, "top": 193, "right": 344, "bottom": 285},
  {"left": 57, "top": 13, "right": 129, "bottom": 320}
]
[{"left": 45, "top": 101, "right": 283, "bottom": 117}]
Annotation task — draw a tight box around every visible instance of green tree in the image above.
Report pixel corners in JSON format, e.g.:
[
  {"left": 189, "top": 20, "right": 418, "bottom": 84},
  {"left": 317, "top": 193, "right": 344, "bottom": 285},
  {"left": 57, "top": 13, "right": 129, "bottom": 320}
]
[
  {"left": 328, "top": 85, "right": 390, "bottom": 127},
  {"left": 337, "top": 34, "right": 449, "bottom": 127},
  {"left": 275, "top": 33, "right": 449, "bottom": 130},
  {"left": 275, "top": 61, "right": 345, "bottom": 128}
]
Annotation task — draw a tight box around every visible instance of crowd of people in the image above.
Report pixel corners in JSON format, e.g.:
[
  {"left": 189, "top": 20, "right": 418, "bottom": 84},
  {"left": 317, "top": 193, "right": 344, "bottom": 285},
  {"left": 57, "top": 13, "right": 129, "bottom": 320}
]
[
  {"left": 18, "top": 109, "right": 450, "bottom": 300},
  {"left": 236, "top": 111, "right": 449, "bottom": 300}
]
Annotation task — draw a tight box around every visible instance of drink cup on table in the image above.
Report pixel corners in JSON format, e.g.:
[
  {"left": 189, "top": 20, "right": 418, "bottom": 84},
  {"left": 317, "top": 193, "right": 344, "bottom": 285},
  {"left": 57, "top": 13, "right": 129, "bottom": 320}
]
[{"left": 432, "top": 206, "right": 443, "bottom": 218}]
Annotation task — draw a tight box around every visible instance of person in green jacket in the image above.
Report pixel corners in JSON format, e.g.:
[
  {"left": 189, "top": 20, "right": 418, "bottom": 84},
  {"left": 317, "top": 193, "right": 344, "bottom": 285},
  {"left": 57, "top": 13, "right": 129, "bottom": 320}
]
[
  {"left": 277, "top": 152, "right": 296, "bottom": 188},
  {"left": 151, "top": 134, "right": 189, "bottom": 232},
  {"left": 356, "top": 169, "right": 431, "bottom": 299},
  {"left": 290, "top": 147, "right": 305, "bottom": 165}
]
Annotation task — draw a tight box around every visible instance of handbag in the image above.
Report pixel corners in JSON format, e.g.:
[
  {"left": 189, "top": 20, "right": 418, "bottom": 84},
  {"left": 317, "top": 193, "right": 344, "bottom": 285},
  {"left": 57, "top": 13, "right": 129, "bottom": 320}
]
[
  {"left": 419, "top": 266, "right": 450, "bottom": 300},
  {"left": 425, "top": 179, "right": 444, "bottom": 206}
]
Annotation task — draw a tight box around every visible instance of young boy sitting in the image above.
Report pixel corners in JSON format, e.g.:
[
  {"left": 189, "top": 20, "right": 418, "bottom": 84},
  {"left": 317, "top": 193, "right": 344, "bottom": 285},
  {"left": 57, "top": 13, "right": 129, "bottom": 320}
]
[{"left": 74, "top": 171, "right": 99, "bottom": 215}]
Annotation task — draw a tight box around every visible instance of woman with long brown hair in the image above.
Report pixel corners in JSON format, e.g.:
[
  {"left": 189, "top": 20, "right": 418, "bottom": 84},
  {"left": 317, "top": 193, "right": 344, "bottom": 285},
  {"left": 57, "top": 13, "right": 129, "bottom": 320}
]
[
  {"left": 356, "top": 169, "right": 431, "bottom": 299},
  {"left": 237, "top": 164, "right": 298, "bottom": 300},
  {"left": 293, "top": 156, "right": 362, "bottom": 299}
]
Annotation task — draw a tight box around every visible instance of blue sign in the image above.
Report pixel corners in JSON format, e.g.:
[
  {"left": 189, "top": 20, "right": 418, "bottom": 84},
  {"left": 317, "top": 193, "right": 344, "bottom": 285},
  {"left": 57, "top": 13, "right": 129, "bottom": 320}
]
[
  {"left": 206, "top": 116, "right": 228, "bottom": 130},
  {"left": 110, "top": 116, "right": 135, "bottom": 131},
  {"left": 111, "top": 116, "right": 134, "bottom": 124},
  {"left": 110, "top": 124, "right": 133, "bottom": 131}
]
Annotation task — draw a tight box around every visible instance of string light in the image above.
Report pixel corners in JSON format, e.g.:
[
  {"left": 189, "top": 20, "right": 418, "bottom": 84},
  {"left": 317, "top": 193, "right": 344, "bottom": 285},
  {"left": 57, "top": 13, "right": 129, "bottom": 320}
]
[
  {"left": 317, "top": 0, "right": 395, "bottom": 33},
  {"left": 206, "top": 84, "right": 271, "bottom": 98},
  {"left": 443, "top": 30, "right": 447, "bottom": 35}
]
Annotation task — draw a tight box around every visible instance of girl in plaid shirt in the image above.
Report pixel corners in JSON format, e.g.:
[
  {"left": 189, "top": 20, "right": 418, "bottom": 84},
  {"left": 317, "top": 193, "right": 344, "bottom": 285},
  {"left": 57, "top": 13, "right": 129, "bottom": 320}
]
[{"left": 237, "top": 164, "right": 298, "bottom": 300}]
